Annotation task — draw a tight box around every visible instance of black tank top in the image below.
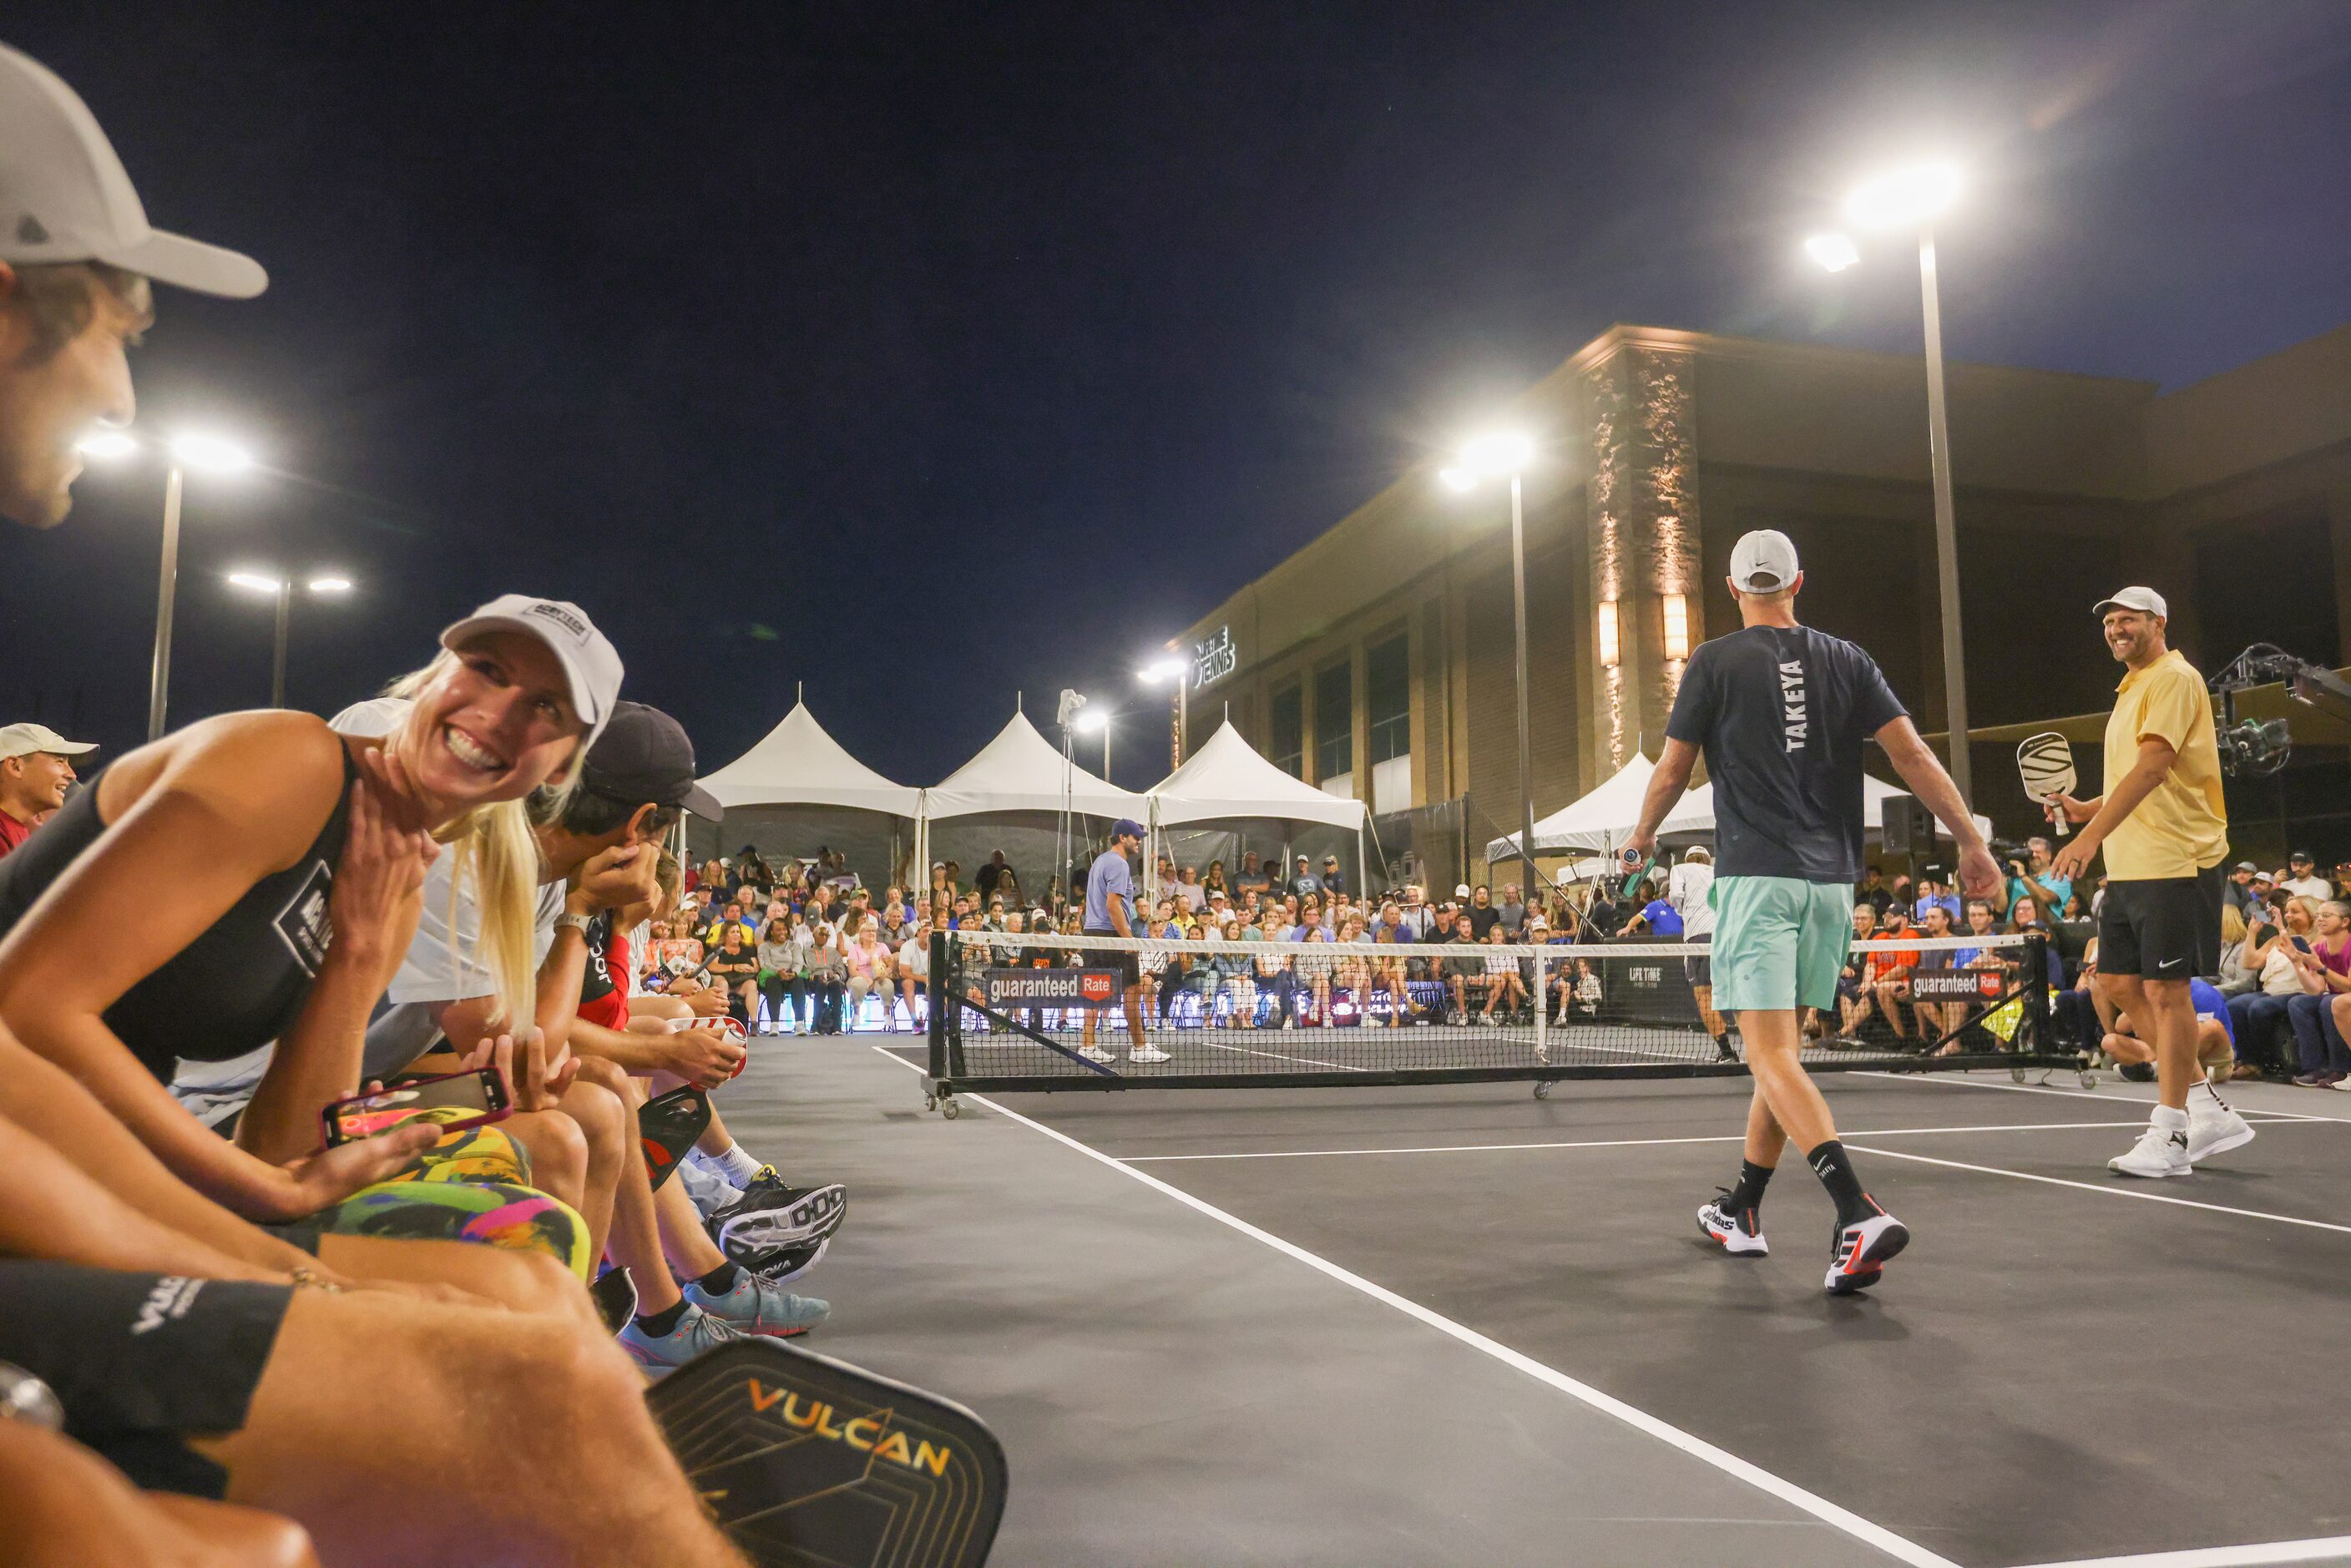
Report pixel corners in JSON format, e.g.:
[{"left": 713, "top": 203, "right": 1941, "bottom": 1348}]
[{"left": 0, "top": 748, "right": 357, "bottom": 1082}]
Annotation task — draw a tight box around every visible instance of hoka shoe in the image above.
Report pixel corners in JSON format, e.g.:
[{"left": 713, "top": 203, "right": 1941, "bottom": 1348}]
[
  {"left": 1823, "top": 1204, "right": 1909, "bottom": 1295},
  {"left": 685, "top": 1270, "right": 829, "bottom": 1338},
  {"left": 1696, "top": 1192, "right": 1767, "bottom": 1257},
  {"left": 618, "top": 1302, "right": 745, "bottom": 1380},
  {"left": 705, "top": 1171, "right": 847, "bottom": 1272}
]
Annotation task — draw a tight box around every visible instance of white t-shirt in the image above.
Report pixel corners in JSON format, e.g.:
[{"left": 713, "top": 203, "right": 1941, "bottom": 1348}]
[
  {"left": 1669, "top": 859, "right": 1716, "bottom": 938},
  {"left": 2280, "top": 876, "right": 2333, "bottom": 903}
]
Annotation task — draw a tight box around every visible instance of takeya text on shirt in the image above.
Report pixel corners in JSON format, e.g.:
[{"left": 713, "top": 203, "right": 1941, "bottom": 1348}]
[{"left": 1780, "top": 660, "right": 1808, "bottom": 751}]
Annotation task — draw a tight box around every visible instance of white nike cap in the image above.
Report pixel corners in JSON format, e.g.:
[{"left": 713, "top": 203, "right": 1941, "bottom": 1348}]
[
  {"left": 2092, "top": 585, "right": 2166, "bottom": 619},
  {"left": 438, "top": 595, "right": 625, "bottom": 748},
  {"left": 0, "top": 43, "right": 266, "bottom": 297},
  {"left": 1728, "top": 529, "right": 1800, "bottom": 593}
]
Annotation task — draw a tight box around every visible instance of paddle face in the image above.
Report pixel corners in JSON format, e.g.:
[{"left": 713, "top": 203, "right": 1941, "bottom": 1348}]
[
  {"left": 638, "top": 1086, "right": 712, "bottom": 1192},
  {"left": 2016, "top": 732, "right": 2078, "bottom": 837},
  {"left": 650, "top": 1338, "right": 1008, "bottom": 1568}
]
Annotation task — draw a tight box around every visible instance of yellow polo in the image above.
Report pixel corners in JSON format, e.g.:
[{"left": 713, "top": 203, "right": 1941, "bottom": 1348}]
[{"left": 2101, "top": 649, "right": 2227, "bottom": 880}]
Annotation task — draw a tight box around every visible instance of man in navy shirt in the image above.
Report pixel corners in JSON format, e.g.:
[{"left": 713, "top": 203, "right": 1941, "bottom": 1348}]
[
  {"left": 1625, "top": 529, "right": 1999, "bottom": 1297},
  {"left": 1080, "top": 819, "right": 1163, "bottom": 1064}
]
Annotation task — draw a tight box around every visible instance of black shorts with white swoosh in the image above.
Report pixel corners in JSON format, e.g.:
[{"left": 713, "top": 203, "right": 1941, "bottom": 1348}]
[{"left": 2097, "top": 867, "right": 2222, "bottom": 979}]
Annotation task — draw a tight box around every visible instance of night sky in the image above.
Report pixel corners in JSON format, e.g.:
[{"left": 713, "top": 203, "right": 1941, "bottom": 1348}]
[{"left": 4, "top": 3, "right": 2347, "bottom": 792}]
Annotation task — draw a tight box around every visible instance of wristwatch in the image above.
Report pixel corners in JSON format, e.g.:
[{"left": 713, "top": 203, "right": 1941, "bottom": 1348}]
[{"left": 554, "top": 912, "right": 595, "bottom": 937}]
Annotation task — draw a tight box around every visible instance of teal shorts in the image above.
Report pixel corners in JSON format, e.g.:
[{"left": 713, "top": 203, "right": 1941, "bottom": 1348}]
[{"left": 1709, "top": 875, "right": 1856, "bottom": 1014}]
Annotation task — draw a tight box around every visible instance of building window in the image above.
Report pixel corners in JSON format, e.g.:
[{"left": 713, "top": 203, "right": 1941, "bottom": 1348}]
[
  {"left": 1313, "top": 660, "right": 1352, "bottom": 781},
  {"left": 1367, "top": 633, "right": 1409, "bottom": 765},
  {"left": 1269, "top": 681, "right": 1303, "bottom": 777}
]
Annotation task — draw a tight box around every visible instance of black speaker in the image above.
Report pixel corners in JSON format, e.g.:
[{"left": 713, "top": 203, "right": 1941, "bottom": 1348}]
[{"left": 1881, "top": 794, "right": 1939, "bottom": 856}]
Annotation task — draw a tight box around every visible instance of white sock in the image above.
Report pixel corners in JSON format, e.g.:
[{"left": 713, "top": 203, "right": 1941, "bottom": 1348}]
[
  {"left": 2190, "top": 1080, "right": 2228, "bottom": 1113},
  {"left": 2151, "top": 1104, "right": 2188, "bottom": 1132},
  {"left": 713, "top": 1143, "right": 763, "bottom": 1186}
]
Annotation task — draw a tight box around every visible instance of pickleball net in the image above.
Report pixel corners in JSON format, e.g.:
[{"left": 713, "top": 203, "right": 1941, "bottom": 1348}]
[{"left": 923, "top": 928, "right": 2067, "bottom": 1095}]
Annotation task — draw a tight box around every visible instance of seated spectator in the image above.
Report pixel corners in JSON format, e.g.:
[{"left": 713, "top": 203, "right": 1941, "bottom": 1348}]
[
  {"left": 1235, "top": 851, "right": 1272, "bottom": 900},
  {"left": 1329, "top": 914, "right": 1372, "bottom": 1024},
  {"left": 1441, "top": 914, "right": 1485, "bottom": 1023},
  {"left": 1202, "top": 858, "right": 1230, "bottom": 899},
  {"left": 1478, "top": 923, "right": 1527, "bottom": 1023},
  {"left": 897, "top": 918, "right": 933, "bottom": 1027},
  {"left": 1831, "top": 902, "right": 1878, "bottom": 1044},
  {"left": 806, "top": 924, "right": 849, "bottom": 1034},
  {"left": 754, "top": 917, "right": 802, "bottom": 1034},
  {"left": 1252, "top": 909, "right": 1297, "bottom": 1027},
  {"left": 2103, "top": 978, "right": 2237, "bottom": 1085},
  {"left": 1862, "top": 905, "right": 1923, "bottom": 1041},
  {"left": 2279, "top": 850, "right": 2332, "bottom": 903},
  {"left": 704, "top": 923, "right": 761, "bottom": 1026},
  {"left": 844, "top": 917, "right": 896, "bottom": 1029},
  {"left": 1495, "top": 882, "right": 1527, "bottom": 937},
  {"left": 0, "top": 721, "right": 95, "bottom": 858},
  {"left": 2285, "top": 900, "right": 2351, "bottom": 1086}
]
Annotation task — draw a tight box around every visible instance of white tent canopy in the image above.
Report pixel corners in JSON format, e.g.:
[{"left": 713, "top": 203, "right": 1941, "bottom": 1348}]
[
  {"left": 923, "top": 711, "right": 1145, "bottom": 821},
  {"left": 697, "top": 701, "right": 920, "bottom": 816},
  {"left": 1488, "top": 754, "right": 1991, "bottom": 860},
  {"left": 1151, "top": 721, "right": 1368, "bottom": 832}
]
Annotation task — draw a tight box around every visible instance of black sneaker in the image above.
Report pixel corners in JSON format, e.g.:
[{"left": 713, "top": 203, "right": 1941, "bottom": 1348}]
[
  {"left": 705, "top": 1168, "right": 847, "bottom": 1272},
  {"left": 2118, "top": 1061, "right": 2156, "bottom": 1083}
]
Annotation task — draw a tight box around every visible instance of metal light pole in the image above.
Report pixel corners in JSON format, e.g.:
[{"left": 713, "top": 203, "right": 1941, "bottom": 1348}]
[
  {"left": 147, "top": 463, "right": 184, "bottom": 740},
  {"left": 1138, "top": 658, "right": 1188, "bottom": 770},
  {"left": 1442, "top": 433, "right": 1539, "bottom": 893},
  {"left": 1813, "top": 160, "right": 1973, "bottom": 799},
  {"left": 230, "top": 572, "right": 351, "bottom": 709},
  {"left": 268, "top": 578, "right": 291, "bottom": 708}
]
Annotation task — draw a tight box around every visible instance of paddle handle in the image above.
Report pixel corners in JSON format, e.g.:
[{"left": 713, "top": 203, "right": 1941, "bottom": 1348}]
[{"left": 1617, "top": 849, "right": 1656, "bottom": 898}]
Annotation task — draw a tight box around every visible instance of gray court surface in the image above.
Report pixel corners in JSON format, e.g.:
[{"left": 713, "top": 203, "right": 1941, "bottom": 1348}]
[{"left": 722, "top": 1031, "right": 2351, "bottom": 1567}]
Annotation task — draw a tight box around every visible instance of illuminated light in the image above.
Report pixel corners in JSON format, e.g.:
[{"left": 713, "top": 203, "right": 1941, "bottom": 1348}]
[
  {"left": 1662, "top": 593, "right": 1690, "bottom": 661},
  {"left": 1071, "top": 706, "right": 1110, "bottom": 734},
  {"left": 1458, "top": 432, "right": 1534, "bottom": 477},
  {"left": 226, "top": 571, "right": 284, "bottom": 594},
  {"left": 1135, "top": 657, "right": 1186, "bottom": 685},
  {"left": 168, "top": 432, "right": 253, "bottom": 473},
  {"left": 1803, "top": 232, "right": 1860, "bottom": 272},
  {"left": 1843, "top": 161, "right": 1962, "bottom": 230},
  {"left": 75, "top": 428, "right": 138, "bottom": 458},
  {"left": 1598, "top": 599, "right": 1620, "bottom": 668},
  {"left": 306, "top": 576, "right": 352, "bottom": 594},
  {"left": 1438, "top": 467, "right": 1475, "bottom": 492}
]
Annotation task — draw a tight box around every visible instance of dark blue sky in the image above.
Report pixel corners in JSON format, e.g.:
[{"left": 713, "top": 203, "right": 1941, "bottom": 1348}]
[{"left": 4, "top": 3, "right": 2347, "bottom": 790}]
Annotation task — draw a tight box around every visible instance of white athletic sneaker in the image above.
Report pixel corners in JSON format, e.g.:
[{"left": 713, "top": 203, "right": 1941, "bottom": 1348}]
[
  {"left": 1075, "top": 1044, "right": 1115, "bottom": 1064},
  {"left": 1824, "top": 1207, "right": 1909, "bottom": 1295},
  {"left": 1128, "top": 1044, "right": 1171, "bottom": 1064},
  {"left": 2187, "top": 1099, "right": 2255, "bottom": 1163},
  {"left": 1696, "top": 1195, "right": 1767, "bottom": 1257},
  {"left": 2109, "top": 1120, "right": 2192, "bottom": 1179}
]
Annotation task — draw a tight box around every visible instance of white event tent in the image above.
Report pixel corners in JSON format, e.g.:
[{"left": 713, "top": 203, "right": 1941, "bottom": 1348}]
[
  {"left": 693, "top": 701, "right": 920, "bottom": 878},
  {"left": 918, "top": 711, "right": 1148, "bottom": 899},
  {"left": 1150, "top": 721, "right": 1369, "bottom": 898}
]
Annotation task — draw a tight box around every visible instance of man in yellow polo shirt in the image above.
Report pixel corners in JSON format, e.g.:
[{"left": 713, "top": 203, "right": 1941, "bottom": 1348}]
[{"left": 2049, "top": 586, "right": 2254, "bottom": 1178}]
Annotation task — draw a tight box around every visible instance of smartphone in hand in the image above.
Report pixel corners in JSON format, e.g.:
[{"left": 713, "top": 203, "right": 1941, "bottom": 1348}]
[{"left": 320, "top": 1067, "right": 511, "bottom": 1146}]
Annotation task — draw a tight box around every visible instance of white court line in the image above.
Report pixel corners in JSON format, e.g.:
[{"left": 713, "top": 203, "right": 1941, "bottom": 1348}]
[
  {"left": 1118, "top": 1119, "right": 2292, "bottom": 1163},
  {"left": 1199, "top": 1041, "right": 1366, "bottom": 1071},
  {"left": 1860, "top": 1070, "right": 2349, "bottom": 1125},
  {"left": 871, "top": 1044, "right": 1959, "bottom": 1568},
  {"left": 2007, "top": 1534, "right": 2351, "bottom": 1567},
  {"left": 1840, "top": 1144, "right": 2351, "bottom": 1237}
]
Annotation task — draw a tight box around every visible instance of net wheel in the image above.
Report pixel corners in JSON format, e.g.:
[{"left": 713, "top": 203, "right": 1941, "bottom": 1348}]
[
  {"left": 942, "top": 1099, "right": 962, "bottom": 1120},
  {"left": 2010, "top": 1066, "right": 2027, "bottom": 1084},
  {"left": 1533, "top": 1081, "right": 1552, "bottom": 1100},
  {"left": 923, "top": 1094, "right": 937, "bottom": 1112},
  {"left": 2078, "top": 1072, "right": 2098, "bottom": 1090}
]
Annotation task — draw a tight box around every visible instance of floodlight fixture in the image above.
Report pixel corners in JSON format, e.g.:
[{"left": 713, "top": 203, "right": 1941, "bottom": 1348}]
[
  {"left": 167, "top": 432, "right": 253, "bottom": 473},
  {"left": 1843, "top": 161, "right": 1961, "bottom": 231},
  {"left": 1804, "top": 232, "right": 1860, "bottom": 272}
]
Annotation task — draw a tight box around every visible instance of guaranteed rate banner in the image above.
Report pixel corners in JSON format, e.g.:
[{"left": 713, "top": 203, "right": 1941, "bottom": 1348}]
[{"left": 983, "top": 968, "right": 1125, "bottom": 1009}]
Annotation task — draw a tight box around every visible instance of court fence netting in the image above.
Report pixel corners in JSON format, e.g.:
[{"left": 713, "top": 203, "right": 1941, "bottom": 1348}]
[{"left": 919, "top": 927, "right": 2077, "bottom": 1113}]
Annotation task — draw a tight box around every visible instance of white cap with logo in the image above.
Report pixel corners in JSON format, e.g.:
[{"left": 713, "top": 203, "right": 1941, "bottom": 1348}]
[
  {"left": 0, "top": 44, "right": 265, "bottom": 297},
  {"left": 1729, "top": 529, "right": 1801, "bottom": 594},
  {"left": 0, "top": 721, "right": 96, "bottom": 762},
  {"left": 438, "top": 595, "right": 624, "bottom": 747},
  {"left": 2092, "top": 586, "right": 2166, "bottom": 619}
]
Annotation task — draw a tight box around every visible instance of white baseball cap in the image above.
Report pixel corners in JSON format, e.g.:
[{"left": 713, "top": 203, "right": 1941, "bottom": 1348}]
[
  {"left": 2092, "top": 586, "right": 2166, "bottom": 619},
  {"left": 438, "top": 595, "right": 624, "bottom": 746},
  {"left": 0, "top": 44, "right": 265, "bottom": 297},
  {"left": 0, "top": 721, "right": 97, "bottom": 762},
  {"left": 1729, "top": 529, "right": 1800, "bottom": 594}
]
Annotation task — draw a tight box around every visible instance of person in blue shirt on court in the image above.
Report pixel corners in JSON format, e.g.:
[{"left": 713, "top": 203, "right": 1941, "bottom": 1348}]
[
  {"left": 1623, "top": 528, "right": 2001, "bottom": 1297},
  {"left": 1080, "top": 819, "right": 1165, "bottom": 1065}
]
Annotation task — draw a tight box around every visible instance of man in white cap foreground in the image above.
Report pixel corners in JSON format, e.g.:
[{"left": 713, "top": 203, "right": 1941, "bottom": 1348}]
[
  {"left": 1625, "top": 528, "right": 2000, "bottom": 1296},
  {"left": 0, "top": 721, "right": 96, "bottom": 857},
  {"left": 0, "top": 41, "right": 266, "bottom": 531},
  {"left": 2047, "top": 587, "right": 2253, "bottom": 1176}
]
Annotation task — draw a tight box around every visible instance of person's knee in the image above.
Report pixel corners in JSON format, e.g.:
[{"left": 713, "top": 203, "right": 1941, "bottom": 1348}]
[{"left": 505, "top": 1110, "right": 589, "bottom": 1201}]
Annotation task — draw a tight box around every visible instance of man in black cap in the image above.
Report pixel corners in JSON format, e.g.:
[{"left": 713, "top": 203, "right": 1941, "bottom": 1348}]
[{"left": 2279, "top": 851, "right": 2331, "bottom": 904}]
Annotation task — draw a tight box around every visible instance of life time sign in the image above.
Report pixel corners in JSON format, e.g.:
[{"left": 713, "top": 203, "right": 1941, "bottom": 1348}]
[{"left": 1192, "top": 625, "right": 1237, "bottom": 690}]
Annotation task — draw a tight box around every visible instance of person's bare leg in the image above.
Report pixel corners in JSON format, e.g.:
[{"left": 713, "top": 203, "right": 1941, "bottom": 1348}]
[
  {"left": 549, "top": 1075, "right": 625, "bottom": 1262},
  {"left": 2, "top": 1421, "right": 320, "bottom": 1568},
  {"left": 498, "top": 1106, "right": 589, "bottom": 1216},
  {"left": 316, "top": 1234, "right": 599, "bottom": 1330},
  {"left": 1125, "top": 984, "right": 1145, "bottom": 1050},
  {"left": 1738, "top": 1009, "right": 1836, "bottom": 1151},
  {"left": 2134, "top": 977, "right": 2200, "bottom": 1112},
  {"left": 197, "top": 1292, "right": 748, "bottom": 1567},
  {"left": 595, "top": 1086, "right": 685, "bottom": 1318},
  {"left": 655, "top": 1168, "right": 731, "bottom": 1277}
]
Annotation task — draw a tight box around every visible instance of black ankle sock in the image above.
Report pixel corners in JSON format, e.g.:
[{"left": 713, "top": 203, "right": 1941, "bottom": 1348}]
[
  {"left": 1723, "top": 1158, "right": 1774, "bottom": 1215},
  {"left": 634, "top": 1299, "right": 691, "bottom": 1338},
  {"left": 695, "top": 1262, "right": 741, "bottom": 1297},
  {"left": 1805, "top": 1140, "right": 1873, "bottom": 1227}
]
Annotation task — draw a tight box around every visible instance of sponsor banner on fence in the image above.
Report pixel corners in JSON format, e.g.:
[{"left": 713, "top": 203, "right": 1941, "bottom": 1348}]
[
  {"left": 983, "top": 968, "right": 1124, "bottom": 1009},
  {"left": 1908, "top": 969, "right": 2009, "bottom": 1002}
]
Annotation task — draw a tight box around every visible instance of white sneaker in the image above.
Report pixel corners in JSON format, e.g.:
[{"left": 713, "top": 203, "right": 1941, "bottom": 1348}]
[
  {"left": 1824, "top": 1207, "right": 1909, "bottom": 1295},
  {"left": 1075, "top": 1044, "right": 1115, "bottom": 1064},
  {"left": 1129, "top": 1044, "right": 1171, "bottom": 1064},
  {"left": 1696, "top": 1196, "right": 1767, "bottom": 1257},
  {"left": 2187, "top": 1100, "right": 2255, "bottom": 1163},
  {"left": 2109, "top": 1120, "right": 2192, "bottom": 1178}
]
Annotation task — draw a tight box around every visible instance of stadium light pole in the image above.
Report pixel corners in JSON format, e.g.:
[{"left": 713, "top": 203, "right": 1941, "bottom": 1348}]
[
  {"left": 1439, "top": 432, "right": 1538, "bottom": 896},
  {"left": 1136, "top": 656, "right": 1188, "bottom": 770},
  {"left": 227, "top": 570, "right": 352, "bottom": 708},
  {"left": 76, "top": 428, "right": 258, "bottom": 740},
  {"left": 1808, "top": 158, "right": 1972, "bottom": 799}
]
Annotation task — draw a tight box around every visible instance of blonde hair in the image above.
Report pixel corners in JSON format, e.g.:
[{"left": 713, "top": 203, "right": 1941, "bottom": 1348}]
[
  {"left": 2220, "top": 903, "right": 2246, "bottom": 944},
  {"left": 387, "top": 651, "right": 580, "bottom": 1028}
]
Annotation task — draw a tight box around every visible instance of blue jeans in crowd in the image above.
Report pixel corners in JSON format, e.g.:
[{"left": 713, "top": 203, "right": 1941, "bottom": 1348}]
[
  {"left": 2226, "top": 992, "right": 2294, "bottom": 1066},
  {"left": 2285, "top": 991, "right": 2351, "bottom": 1076}
]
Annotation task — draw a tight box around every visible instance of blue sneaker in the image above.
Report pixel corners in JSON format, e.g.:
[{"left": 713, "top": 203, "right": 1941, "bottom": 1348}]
[
  {"left": 617, "top": 1302, "right": 745, "bottom": 1380},
  {"left": 685, "top": 1269, "right": 830, "bottom": 1338}
]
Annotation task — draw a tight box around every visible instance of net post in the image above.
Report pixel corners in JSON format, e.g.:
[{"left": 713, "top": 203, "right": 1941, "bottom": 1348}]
[
  {"left": 928, "top": 927, "right": 951, "bottom": 1078},
  {"left": 1533, "top": 947, "right": 1548, "bottom": 1062},
  {"left": 2025, "top": 932, "right": 2051, "bottom": 1053}
]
